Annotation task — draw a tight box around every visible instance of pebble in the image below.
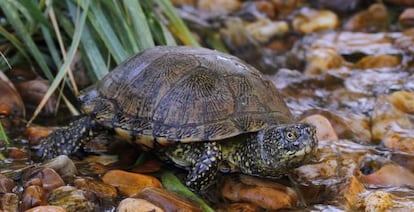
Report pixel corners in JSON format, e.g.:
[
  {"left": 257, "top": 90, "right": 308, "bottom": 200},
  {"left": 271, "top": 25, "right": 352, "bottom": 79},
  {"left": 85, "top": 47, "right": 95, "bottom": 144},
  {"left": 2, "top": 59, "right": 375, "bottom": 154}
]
[
  {"left": 364, "top": 191, "right": 393, "bottom": 212},
  {"left": 0, "top": 193, "right": 19, "bottom": 212},
  {"left": 343, "top": 176, "right": 365, "bottom": 211},
  {"left": 0, "top": 72, "right": 25, "bottom": 126},
  {"left": 371, "top": 95, "right": 413, "bottom": 142},
  {"left": 221, "top": 175, "right": 297, "bottom": 210},
  {"left": 301, "top": 114, "right": 338, "bottom": 141},
  {"left": 254, "top": 1, "right": 275, "bottom": 19},
  {"left": 293, "top": 8, "right": 339, "bottom": 34},
  {"left": 388, "top": 91, "right": 414, "bottom": 114},
  {"left": 0, "top": 174, "right": 15, "bottom": 193},
  {"left": 360, "top": 164, "right": 414, "bottom": 187},
  {"left": 34, "top": 168, "right": 65, "bottom": 194},
  {"left": 48, "top": 186, "right": 95, "bottom": 212},
  {"left": 21, "top": 185, "right": 47, "bottom": 211},
  {"left": 25, "top": 205, "right": 66, "bottom": 212},
  {"left": 343, "top": 3, "right": 389, "bottom": 32},
  {"left": 216, "top": 202, "right": 260, "bottom": 212},
  {"left": 399, "top": 8, "right": 414, "bottom": 27},
  {"left": 245, "top": 18, "right": 289, "bottom": 43},
  {"left": 41, "top": 155, "right": 78, "bottom": 179},
  {"left": 273, "top": 0, "right": 306, "bottom": 16},
  {"left": 25, "top": 126, "right": 54, "bottom": 145},
  {"left": 7, "top": 147, "right": 28, "bottom": 159},
  {"left": 15, "top": 79, "right": 57, "bottom": 116},
  {"left": 354, "top": 54, "right": 401, "bottom": 69},
  {"left": 383, "top": 129, "right": 414, "bottom": 153},
  {"left": 74, "top": 178, "right": 117, "bottom": 199},
  {"left": 117, "top": 198, "right": 163, "bottom": 212},
  {"left": 137, "top": 187, "right": 202, "bottom": 211},
  {"left": 304, "top": 48, "right": 347, "bottom": 75},
  {"left": 102, "top": 170, "right": 162, "bottom": 196},
  {"left": 317, "top": 0, "right": 361, "bottom": 13},
  {"left": 197, "top": 0, "right": 241, "bottom": 14}
]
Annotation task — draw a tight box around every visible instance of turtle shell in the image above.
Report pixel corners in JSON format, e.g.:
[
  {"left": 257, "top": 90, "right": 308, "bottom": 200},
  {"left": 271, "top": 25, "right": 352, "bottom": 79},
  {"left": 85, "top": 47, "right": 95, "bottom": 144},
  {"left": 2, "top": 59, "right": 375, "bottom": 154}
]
[{"left": 79, "top": 46, "right": 293, "bottom": 145}]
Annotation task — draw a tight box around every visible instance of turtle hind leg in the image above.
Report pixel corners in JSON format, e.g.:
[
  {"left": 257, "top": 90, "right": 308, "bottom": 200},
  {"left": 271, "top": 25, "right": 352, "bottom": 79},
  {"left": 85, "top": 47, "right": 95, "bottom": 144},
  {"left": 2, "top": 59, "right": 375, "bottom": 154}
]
[
  {"left": 185, "top": 141, "right": 222, "bottom": 191},
  {"left": 34, "top": 116, "right": 97, "bottom": 159}
]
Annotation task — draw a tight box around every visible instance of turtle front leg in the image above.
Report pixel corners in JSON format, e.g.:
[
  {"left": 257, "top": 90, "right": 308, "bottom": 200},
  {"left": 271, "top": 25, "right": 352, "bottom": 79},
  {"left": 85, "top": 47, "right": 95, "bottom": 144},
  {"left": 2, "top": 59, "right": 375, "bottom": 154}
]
[
  {"left": 186, "top": 141, "right": 222, "bottom": 191},
  {"left": 161, "top": 141, "right": 222, "bottom": 191},
  {"left": 35, "top": 116, "right": 97, "bottom": 159}
]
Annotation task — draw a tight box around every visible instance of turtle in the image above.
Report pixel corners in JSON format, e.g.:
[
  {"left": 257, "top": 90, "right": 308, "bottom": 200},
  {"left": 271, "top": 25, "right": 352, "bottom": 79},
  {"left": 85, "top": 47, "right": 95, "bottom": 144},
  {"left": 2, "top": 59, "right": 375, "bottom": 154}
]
[{"left": 36, "top": 46, "right": 318, "bottom": 191}]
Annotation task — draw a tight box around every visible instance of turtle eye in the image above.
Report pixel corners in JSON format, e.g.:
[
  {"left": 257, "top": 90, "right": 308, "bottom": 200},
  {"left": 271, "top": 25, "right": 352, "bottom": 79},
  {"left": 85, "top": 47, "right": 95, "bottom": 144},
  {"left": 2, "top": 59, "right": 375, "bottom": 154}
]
[{"left": 285, "top": 131, "right": 296, "bottom": 141}]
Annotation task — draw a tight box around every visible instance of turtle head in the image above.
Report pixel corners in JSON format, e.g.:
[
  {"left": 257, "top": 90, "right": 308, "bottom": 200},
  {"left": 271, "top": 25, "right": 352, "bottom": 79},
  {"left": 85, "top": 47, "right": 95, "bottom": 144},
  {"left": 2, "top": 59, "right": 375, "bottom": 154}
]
[
  {"left": 254, "top": 123, "right": 318, "bottom": 177},
  {"left": 78, "top": 87, "right": 115, "bottom": 128}
]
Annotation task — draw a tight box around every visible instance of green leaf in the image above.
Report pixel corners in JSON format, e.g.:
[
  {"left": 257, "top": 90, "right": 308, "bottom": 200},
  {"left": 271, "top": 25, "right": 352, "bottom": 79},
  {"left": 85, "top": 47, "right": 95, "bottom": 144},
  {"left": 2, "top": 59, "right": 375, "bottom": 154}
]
[
  {"left": 101, "top": 0, "right": 139, "bottom": 54},
  {"left": 65, "top": 0, "right": 108, "bottom": 80},
  {"left": 160, "top": 171, "right": 214, "bottom": 212},
  {"left": 122, "top": 0, "right": 154, "bottom": 50},
  {"left": 29, "top": 0, "right": 91, "bottom": 124},
  {"left": 0, "top": 0, "right": 54, "bottom": 80},
  {"left": 88, "top": 1, "right": 129, "bottom": 63},
  {"left": 0, "top": 25, "right": 31, "bottom": 62},
  {"left": 0, "top": 122, "right": 9, "bottom": 151},
  {"left": 155, "top": 0, "right": 199, "bottom": 46}
]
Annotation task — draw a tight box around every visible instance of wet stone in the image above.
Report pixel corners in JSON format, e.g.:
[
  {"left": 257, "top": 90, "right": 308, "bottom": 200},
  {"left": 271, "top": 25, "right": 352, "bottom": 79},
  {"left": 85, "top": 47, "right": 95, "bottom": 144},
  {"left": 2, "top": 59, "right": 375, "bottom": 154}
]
[
  {"left": 388, "top": 91, "right": 414, "bottom": 114},
  {"left": 305, "top": 48, "right": 347, "bottom": 75},
  {"left": 21, "top": 185, "right": 47, "bottom": 211},
  {"left": 371, "top": 95, "right": 413, "bottom": 143},
  {"left": 360, "top": 164, "right": 414, "bottom": 187},
  {"left": 15, "top": 79, "right": 57, "bottom": 116},
  {"left": 221, "top": 175, "right": 297, "bottom": 210},
  {"left": 41, "top": 155, "right": 78, "bottom": 178},
  {"left": 317, "top": 0, "right": 361, "bottom": 13},
  {"left": 399, "top": 8, "right": 414, "bottom": 27},
  {"left": 364, "top": 191, "right": 393, "bottom": 212},
  {"left": 343, "top": 176, "right": 366, "bottom": 211},
  {"left": 216, "top": 202, "right": 260, "bottom": 212},
  {"left": 34, "top": 168, "right": 65, "bottom": 194},
  {"left": 137, "top": 187, "right": 202, "bottom": 212},
  {"left": 0, "top": 192, "right": 19, "bottom": 212},
  {"left": 301, "top": 114, "right": 338, "bottom": 141},
  {"left": 0, "top": 174, "right": 15, "bottom": 193},
  {"left": 343, "top": 3, "right": 389, "bottom": 32},
  {"left": 245, "top": 18, "right": 289, "bottom": 43},
  {"left": 25, "top": 205, "right": 66, "bottom": 212},
  {"left": 354, "top": 54, "right": 401, "bottom": 69},
  {"left": 102, "top": 170, "right": 162, "bottom": 196},
  {"left": 48, "top": 186, "right": 95, "bottom": 212},
  {"left": 197, "top": 0, "right": 241, "bottom": 14},
  {"left": 0, "top": 72, "right": 25, "bottom": 119},
  {"left": 293, "top": 8, "right": 339, "bottom": 34},
  {"left": 25, "top": 126, "right": 54, "bottom": 146},
  {"left": 117, "top": 198, "right": 163, "bottom": 212},
  {"left": 74, "top": 177, "right": 118, "bottom": 199}
]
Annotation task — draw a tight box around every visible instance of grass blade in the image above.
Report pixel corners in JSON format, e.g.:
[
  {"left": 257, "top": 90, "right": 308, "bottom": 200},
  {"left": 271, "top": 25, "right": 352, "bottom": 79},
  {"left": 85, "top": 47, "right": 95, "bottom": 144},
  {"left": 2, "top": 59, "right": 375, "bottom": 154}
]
[
  {"left": 0, "top": 122, "right": 10, "bottom": 150},
  {"left": 28, "top": 0, "right": 91, "bottom": 125},
  {"left": 88, "top": 1, "right": 129, "bottom": 63},
  {"left": 155, "top": 0, "right": 199, "bottom": 46},
  {"left": 101, "top": 0, "right": 139, "bottom": 54},
  {"left": 122, "top": 0, "right": 155, "bottom": 50},
  {"left": 0, "top": 0, "right": 54, "bottom": 80},
  {"left": 0, "top": 26, "right": 31, "bottom": 62},
  {"left": 160, "top": 171, "right": 214, "bottom": 212},
  {"left": 65, "top": 0, "right": 108, "bottom": 80}
]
